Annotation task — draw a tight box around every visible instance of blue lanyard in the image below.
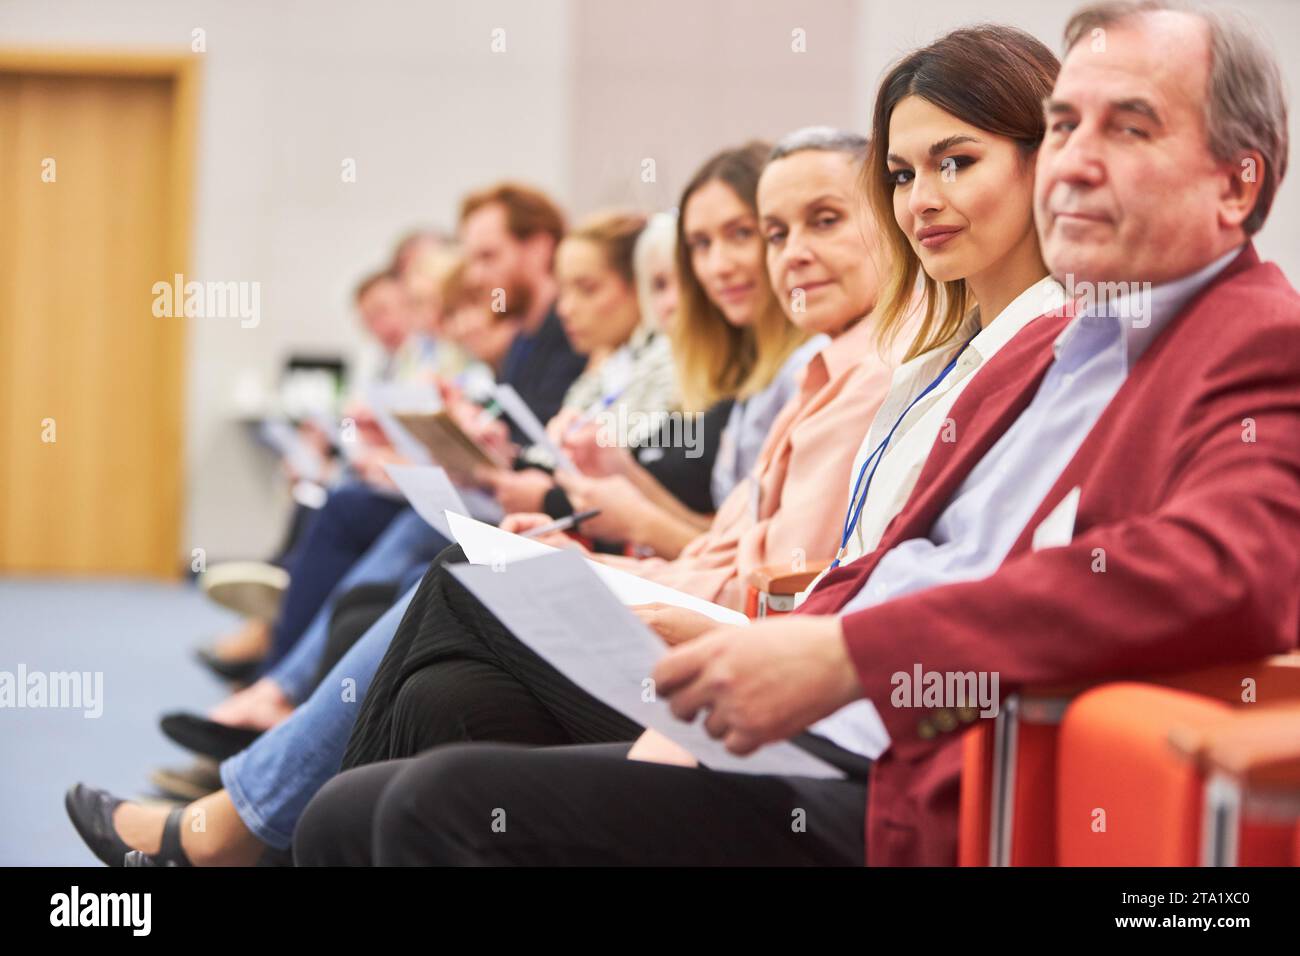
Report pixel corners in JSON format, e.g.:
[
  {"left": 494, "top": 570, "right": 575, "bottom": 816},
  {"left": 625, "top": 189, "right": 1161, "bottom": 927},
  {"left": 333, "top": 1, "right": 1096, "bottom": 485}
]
[{"left": 831, "top": 335, "right": 977, "bottom": 569}]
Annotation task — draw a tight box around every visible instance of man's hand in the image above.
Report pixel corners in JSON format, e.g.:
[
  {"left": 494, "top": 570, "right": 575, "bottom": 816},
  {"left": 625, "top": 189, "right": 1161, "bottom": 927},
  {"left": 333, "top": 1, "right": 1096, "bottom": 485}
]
[
  {"left": 653, "top": 615, "right": 863, "bottom": 756},
  {"left": 353, "top": 446, "right": 405, "bottom": 491},
  {"left": 446, "top": 394, "right": 517, "bottom": 465},
  {"left": 630, "top": 603, "right": 717, "bottom": 646}
]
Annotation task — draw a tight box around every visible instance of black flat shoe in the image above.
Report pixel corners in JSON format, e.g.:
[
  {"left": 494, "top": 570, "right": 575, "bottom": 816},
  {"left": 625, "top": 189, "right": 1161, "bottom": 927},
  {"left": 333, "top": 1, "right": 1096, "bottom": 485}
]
[
  {"left": 159, "top": 712, "right": 262, "bottom": 761},
  {"left": 194, "top": 647, "right": 262, "bottom": 684},
  {"left": 64, "top": 784, "right": 134, "bottom": 867},
  {"left": 123, "top": 806, "right": 193, "bottom": 867}
]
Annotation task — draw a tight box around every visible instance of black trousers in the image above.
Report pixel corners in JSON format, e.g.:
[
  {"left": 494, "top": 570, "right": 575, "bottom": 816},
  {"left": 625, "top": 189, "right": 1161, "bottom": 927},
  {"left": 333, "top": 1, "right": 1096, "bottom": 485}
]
[
  {"left": 341, "top": 544, "right": 641, "bottom": 771},
  {"left": 296, "top": 741, "right": 867, "bottom": 866}
]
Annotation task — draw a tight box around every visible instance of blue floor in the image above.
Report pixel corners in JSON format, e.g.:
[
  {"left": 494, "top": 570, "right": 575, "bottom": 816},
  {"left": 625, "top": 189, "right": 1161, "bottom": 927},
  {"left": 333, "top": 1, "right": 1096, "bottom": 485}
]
[{"left": 0, "top": 578, "right": 234, "bottom": 865}]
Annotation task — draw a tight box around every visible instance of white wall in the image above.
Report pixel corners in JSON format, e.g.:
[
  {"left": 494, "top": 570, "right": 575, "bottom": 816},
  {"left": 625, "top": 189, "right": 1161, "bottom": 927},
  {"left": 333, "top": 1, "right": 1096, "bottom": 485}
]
[
  {"left": 3, "top": 0, "right": 1297, "bottom": 562},
  {"left": 0, "top": 0, "right": 574, "bottom": 561},
  {"left": 568, "top": 0, "right": 858, "bottom": 213}
]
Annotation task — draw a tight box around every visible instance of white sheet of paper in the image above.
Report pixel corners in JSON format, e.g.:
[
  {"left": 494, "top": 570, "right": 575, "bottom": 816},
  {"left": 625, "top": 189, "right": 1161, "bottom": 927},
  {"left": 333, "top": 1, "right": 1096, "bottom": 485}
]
[
  {"left": 445, "top": 511, "right": 748, "bottom": 627},
  {"left": 260, "top": 419, "right": 325, "bottom": 483},
  {"left": 492, "top": 383, "right": 577, "bottom": 472},
  {"left": 305, "top": 410, "right": 341, "bottom": 445},
  {"left": 384, "top": 465, "right": 468, "bottom": 538},
  {"left": 448, "top": 551, "right": 842, "bottom": 778},
  {"left": 368, "top": 381, "right": 443, "bottom": 414}
]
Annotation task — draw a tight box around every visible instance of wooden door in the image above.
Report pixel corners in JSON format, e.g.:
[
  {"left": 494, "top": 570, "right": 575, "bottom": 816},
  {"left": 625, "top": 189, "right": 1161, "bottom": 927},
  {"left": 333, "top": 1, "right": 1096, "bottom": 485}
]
[{"left": 0, "top": 53, "right": 197, "bottom": 577}]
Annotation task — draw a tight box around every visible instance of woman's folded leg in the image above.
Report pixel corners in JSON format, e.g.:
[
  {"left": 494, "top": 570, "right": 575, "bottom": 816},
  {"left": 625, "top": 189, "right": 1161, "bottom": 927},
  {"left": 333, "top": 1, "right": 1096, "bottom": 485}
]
[{"left": 342, "top": 558, "right": 642, "bottom": 768}]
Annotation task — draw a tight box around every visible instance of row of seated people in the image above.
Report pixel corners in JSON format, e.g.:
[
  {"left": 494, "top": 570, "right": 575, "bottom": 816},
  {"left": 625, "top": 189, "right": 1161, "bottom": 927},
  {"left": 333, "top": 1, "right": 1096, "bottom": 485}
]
[{"left": 65, "top": 1, "right": 1300, "bottom": 866}]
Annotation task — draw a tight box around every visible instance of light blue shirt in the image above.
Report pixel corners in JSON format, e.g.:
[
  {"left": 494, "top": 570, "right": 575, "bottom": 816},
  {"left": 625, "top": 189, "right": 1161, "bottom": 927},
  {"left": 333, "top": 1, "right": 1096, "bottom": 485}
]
[
  {"left": 813, "top": 247, "right": 1243, "bottom": 758},
  {"left": 710, "top": 334, "right": 829, "bottom": 507}
]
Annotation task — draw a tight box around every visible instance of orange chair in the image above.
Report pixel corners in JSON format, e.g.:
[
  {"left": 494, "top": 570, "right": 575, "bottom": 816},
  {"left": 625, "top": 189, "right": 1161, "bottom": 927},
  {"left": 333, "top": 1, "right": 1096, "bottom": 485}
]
[
  {"left": 958, "top": 653, "right": 1300, "bottom": 866},
  {"left": 746, "top": 563, "right": 828, "bottom": 618},
  {"left": 1058, "top": 688, "right": 1300, "bottom": 865}
]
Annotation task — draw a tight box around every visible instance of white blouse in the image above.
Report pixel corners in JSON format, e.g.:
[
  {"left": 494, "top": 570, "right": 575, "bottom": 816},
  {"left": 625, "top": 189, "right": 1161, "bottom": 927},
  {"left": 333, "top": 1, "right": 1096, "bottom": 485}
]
[{"left": 795, "top": 275, "right": 1066, "bottom": 606}]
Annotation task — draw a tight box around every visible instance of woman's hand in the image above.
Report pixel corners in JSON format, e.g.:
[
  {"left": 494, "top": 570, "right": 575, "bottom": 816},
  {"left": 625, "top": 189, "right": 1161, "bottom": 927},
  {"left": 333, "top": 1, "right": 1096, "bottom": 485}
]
[
  {"left": 563, "top": 422, "right": 636, "bottom": 478},
  {"left": 545, "top": 407, "right": 583, "bottom": 445},
  {"left": 629, "top": 603, "right": 718, "bottom": 646},
  {"left": 498, "top": 512, "right": 591, "bottom": 553},
  {"left": 555, "top": 471, "right": 647, "bottom": 543}
]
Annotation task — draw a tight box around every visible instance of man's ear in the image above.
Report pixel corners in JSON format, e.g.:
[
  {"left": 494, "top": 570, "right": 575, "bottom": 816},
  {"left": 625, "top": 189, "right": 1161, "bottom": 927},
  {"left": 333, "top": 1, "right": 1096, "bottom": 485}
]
[{"left": 1219, "top": 148, "right": 1264, "bottom": 232}]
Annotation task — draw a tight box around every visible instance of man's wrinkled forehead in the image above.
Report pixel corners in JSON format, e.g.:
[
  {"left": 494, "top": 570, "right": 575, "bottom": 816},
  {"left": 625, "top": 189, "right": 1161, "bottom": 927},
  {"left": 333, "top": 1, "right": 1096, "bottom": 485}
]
[{"left": 1054, "top": 11, "right": 1210, "bottom": 120}]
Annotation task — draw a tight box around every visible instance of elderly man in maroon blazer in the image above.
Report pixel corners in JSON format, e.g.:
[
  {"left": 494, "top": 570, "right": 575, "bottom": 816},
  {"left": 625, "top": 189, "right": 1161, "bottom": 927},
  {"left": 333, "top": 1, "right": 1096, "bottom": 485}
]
[{"left": 654, "top": 2, "right": 1300, "bottom": 865}]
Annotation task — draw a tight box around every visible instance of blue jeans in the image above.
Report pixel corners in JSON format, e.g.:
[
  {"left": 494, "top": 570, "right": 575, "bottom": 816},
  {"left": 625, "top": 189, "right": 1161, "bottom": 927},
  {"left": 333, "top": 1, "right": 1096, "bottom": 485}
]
[
  {"left": 267, "top": 509, "right": 447, "bottom": 702},
  {"left": 264, "top": 482, "right": 406, "bottom": 670},
  {"left": 221, "top": 582, "right": 418, "bottom": 849}
]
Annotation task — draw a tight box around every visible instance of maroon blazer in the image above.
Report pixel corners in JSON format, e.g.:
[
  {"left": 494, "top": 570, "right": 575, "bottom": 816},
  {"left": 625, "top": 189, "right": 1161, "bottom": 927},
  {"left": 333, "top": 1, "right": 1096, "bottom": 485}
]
[{"left": 799, "top": 244, "right": 1300, "bottom": 865}]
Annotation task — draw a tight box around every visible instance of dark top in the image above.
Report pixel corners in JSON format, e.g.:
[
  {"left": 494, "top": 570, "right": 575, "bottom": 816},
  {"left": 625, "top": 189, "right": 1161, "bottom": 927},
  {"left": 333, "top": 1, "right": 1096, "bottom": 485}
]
[
  {"left": 499, "top": 303, "right": 587, "bottom": 446},
  {"left": 541, "top": 398, "right": 734, "bottom": 524}
]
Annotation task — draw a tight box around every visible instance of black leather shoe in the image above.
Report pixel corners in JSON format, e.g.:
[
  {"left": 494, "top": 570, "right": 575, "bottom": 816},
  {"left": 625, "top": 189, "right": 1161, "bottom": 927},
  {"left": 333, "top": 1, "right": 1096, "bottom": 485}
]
[
  {"left": 123, "top": 806, "right": 192, "bottom": 867},
  {"left": 194, "top": 647, "right": 262, "bottom": 684},
  {"left": 64, "top": 784, "right": 134, "bottom": 867},
  {"left": 159, "top": 712, "right": 262, "bottom": 761}
]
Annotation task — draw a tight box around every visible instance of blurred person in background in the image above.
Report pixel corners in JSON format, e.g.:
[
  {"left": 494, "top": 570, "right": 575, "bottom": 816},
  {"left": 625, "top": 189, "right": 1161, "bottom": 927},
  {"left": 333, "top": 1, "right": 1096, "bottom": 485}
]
[
  {"left": 196, "top": 265, "right": 436, "bottom": 680},
  {"left": 473, "top": 209, "right": 681, "bottom": 517}
]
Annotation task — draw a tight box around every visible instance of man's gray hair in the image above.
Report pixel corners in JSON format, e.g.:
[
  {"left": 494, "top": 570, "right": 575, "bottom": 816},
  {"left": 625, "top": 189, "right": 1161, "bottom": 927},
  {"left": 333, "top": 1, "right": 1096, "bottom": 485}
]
[
  {"left": 767, "top": 126, "right": 869, "bottom": 165},
  {"left": 1064, "top": 0, "right": 1288, "bottom": 235}
]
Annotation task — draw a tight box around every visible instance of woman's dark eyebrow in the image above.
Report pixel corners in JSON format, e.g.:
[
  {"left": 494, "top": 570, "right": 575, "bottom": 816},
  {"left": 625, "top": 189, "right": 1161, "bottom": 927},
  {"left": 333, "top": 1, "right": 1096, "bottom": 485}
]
[
  {"left": 887, "top": 134, "right": 979, "bottom": 165},
  {"left": 928, "top": 134, "right": 979, "bottom": 157},
  {"left": 687, "top": 214, "right": 750, "bottom": 241}
]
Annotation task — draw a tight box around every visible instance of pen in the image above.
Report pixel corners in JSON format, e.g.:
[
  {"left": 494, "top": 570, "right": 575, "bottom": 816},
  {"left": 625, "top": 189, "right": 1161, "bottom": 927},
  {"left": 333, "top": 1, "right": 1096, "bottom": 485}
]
[
  {"left": 563, "top": 386, "right": 628, "bottom": 438},
  {"left": 475, "top": 400, "right": 503, "bottom": 427},
  {"left": 520, "top": 508, "right": 602, "bottom": 538}
]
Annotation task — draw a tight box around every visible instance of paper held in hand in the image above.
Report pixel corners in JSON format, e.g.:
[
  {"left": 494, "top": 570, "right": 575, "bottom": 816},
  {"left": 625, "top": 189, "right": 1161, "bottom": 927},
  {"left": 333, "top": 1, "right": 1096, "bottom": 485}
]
[
  {"left": 445, "top": 511, "right": 748, "bottom": 626},
  {"left": 366, "top": 382, "right": 441, "bottom": 466},
  {"left": 492, "top": 383, "right": 577, "bottom": 472},
  {"left": 393, "top": 410, "right": 510, "bottom": 479},
  {"left": 448, "top": 550, "right": 842, "bottom": 778},
  {"left": 382, "top": 464, "right": 469, "bottom": 539}
]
